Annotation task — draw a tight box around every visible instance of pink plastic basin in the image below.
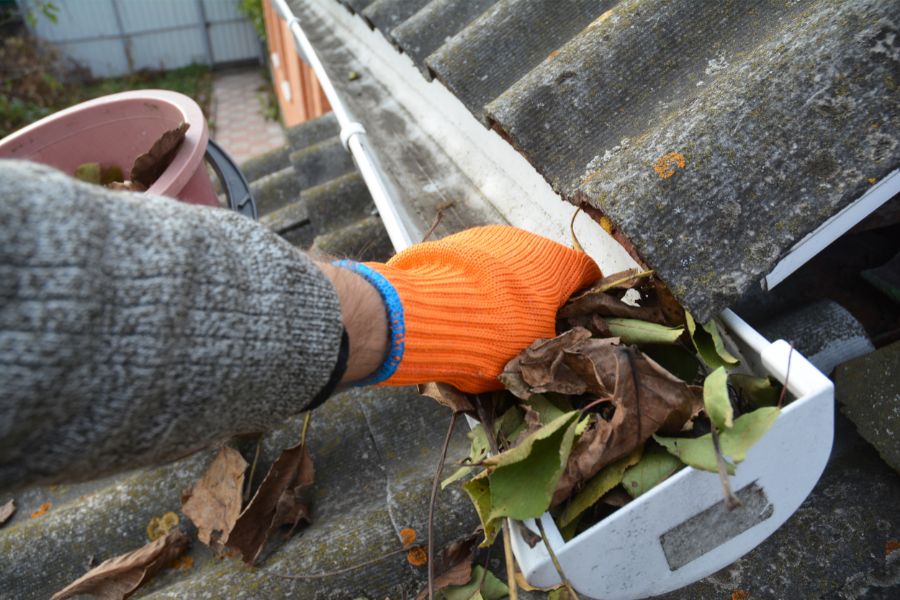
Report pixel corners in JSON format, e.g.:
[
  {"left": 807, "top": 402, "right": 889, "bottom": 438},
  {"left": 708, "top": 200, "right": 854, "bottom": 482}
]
[{"left": 0, "top": 89, "right": 218, "bottom": 207}]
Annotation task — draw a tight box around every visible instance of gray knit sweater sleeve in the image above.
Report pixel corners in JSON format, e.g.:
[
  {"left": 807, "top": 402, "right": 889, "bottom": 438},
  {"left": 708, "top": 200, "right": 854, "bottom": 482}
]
[{"left": 0, "top": 160, "right": 344, "bottom": 491}]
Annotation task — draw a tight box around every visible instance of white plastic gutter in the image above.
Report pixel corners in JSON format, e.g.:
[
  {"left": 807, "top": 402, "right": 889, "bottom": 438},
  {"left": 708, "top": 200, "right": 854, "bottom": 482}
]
[
  {"left": 270, "top": 0, "right": 415, "bottom": 252},
  {"left": 764, "top": 168, "right": 900, "bottom": 290}
]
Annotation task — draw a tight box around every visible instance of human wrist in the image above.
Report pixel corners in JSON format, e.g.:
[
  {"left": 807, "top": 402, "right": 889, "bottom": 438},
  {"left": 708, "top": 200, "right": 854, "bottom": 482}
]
[{"left": 315, "top": 261, "right": 390, "bottom": 383}]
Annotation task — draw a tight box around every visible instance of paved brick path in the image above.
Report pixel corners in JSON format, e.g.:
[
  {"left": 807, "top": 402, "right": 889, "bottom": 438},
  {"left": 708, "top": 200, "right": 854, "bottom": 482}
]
[{"left": 211, "top": 67, "right": 286, "bottom": 163}]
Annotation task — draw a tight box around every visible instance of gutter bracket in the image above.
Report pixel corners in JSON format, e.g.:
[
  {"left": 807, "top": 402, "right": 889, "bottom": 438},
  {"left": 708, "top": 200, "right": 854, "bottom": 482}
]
[{"left": 340, "top": 122, "right": 367, "bottom": 152}]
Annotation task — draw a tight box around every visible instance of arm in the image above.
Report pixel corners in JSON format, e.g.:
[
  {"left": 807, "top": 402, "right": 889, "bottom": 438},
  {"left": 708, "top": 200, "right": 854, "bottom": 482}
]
[{"left": 0, "top": 160, "right": 353, "bottom": 490}]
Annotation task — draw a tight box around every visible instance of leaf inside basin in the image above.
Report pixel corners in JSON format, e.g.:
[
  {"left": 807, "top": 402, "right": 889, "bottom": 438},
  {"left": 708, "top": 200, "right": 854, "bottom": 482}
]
[
  {"left": 484, "top": 411, "right": 580, "bottom": 521},
  {"left": 605, "top": 318, "right": 685, "bottom": 345},
  {"left": 559, "top": 446, "right": 643, "bottom": 527},
  {"left": 731, "top": 373, "right": 779, "bottom": 408},
  {"left": 622, "top": 443, "right": 684, "bottom": 498},
  {"left": 685, "top": 311, "right": 739, "bottom": 370},
  {"left": 703, "top": 366, "right": 733, "bottom": 431},
  {"left": 654, "top": 406, "right": 780, "bottom": 474}
]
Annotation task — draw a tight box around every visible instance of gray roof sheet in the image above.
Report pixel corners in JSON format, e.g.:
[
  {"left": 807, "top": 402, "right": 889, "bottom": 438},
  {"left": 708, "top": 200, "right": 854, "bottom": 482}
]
[
  {"left": 392, "top": 0, "right": 498, "bottom": 78},
  {"left": 333, "top": 0, "right": 900, "bottom": 321},
  {"left": 363, "top": 0, "right": 432, "bottom": 39},
  {"left": 427, "top": 0, "right": 613, "bottom": 121}
]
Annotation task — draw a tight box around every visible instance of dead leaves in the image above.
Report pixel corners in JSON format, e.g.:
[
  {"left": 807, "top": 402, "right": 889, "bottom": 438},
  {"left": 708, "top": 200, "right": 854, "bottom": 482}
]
[
  {"left": 497, "top": 330, "right": 699, "bottom": 506},
  {"left": 73, "top": 123, "right": 187, "bottom": 193},
  {"left": 223, "top": 437, "right": 315, "bottom": 564},
  {"left": 415, "top": 532, "right": 480, "bottom": 600},
  {"left": 181, "top": 446, "right": 247, "bottom": 548},
  {"left": 430, "top": 259, "right": 785, "bottom": 554},
  {"left": 419, "top": 382, "right": 475, "bottom": 414},
  {"left": 130, "top": 122, "right": 189, "bottom": 188},
  {"left": 50, "top": 528, "right": 189, "bottom": 600}
]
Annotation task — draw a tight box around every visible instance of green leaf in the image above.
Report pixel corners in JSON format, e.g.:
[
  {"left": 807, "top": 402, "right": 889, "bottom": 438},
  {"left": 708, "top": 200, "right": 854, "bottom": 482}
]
[
  {"left": 442, "top": 424, "right": 491, "bottom": 489},
  {"left": 575, "top": 414, "right": 592, "bottom": 437},
  {"left": 439, "top": 565, "right": 509, "bottom": 600},
  {"left": 685, "top": 312, "right": 739, "bottom": 370},
  {"left": 704, "top": 367, "right": 733, "bottom": 430},
  {"left": 731, "top": 374, "right": 778, "bottom": 408},
  {"left": 525, "top": 394, "right": 566, "bottom": 425},
  {"left": 654, "top": 407, "right": 780, "bottom": 474},
  {"left": 485, "top": 411, "right": 580, "bottom": 520},
  {"left": 622, "top": 443, "right": 684, "bottom": 498},
  {"left": 73, "top": 162, "right": 101, "bottom": 184},
  {"left": 558, "top": 513, "right": 581, "bottom": 541},
  {"left": 605, "top": 318, "right": 685, "bottom": 345},
  {"left": 549, "top": 588, "right": 577, "bottom": 600},
  {"left": 559, "top": 447, "right": 643, "bottom": 527},
  {"left": 462, "top": 474, "right": 501, "bottom": 547}
]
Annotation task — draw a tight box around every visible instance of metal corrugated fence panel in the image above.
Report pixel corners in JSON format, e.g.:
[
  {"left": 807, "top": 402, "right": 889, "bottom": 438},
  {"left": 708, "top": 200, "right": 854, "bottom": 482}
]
[{"left": 19, "top": 0, "right": 261, "bottom": 78}]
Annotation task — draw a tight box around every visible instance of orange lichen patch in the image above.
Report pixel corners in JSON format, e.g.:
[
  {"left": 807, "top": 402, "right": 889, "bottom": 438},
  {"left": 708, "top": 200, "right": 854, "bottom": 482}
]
[
  {"left": 146, "top": 511, "right": 180, "bottom": 541},
  {"left": 582, "top": 170, "right": 603, "bottom": 185},
  {"left": 169, "top": 555, "right": 194, "bottom": 570},
  {"left": 886, "top": 539, "right": 900, "bottom": 556},
  {"left": 406, "top": 546, "right": 428, "bottom": 567},
  {"left": 399, "top": 527, "right": 417, "bottom": 547},
  {"left": 547, "top": 49, "right": 560, "bottom": 61},
  {"left": 654, "top": 152, "right": 686, "bottom": 179},
  {"left": 30, "top": 502, "right": 51, "bottom": 519},
  {"left": 732, "top": 590, "right": 749, "bottom": 600},
  {"left": 868, "top": 177, "right": 877, "bottom": 184}
]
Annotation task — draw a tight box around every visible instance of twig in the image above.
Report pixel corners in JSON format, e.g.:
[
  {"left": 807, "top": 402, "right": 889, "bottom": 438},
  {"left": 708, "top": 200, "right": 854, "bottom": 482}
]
[
  {"left": 243, "top": 438, "right": 263, "bottom": 503},
  {"left": 777, "top": 343, "right": 794, "bottom": 409},
  {"left": 536, "top": 518, "right": 580, "bottom": 598},
  {"left": 570, "top": 269, "right": 655, "bottom": 300},
  {"left": 502, "top": 525, "right": 519, "bottom": 600},
  {"left": 428, "top": 411, "right": 458, "bottom": 600},
  {"left": 421, "top": 209, "right": 444, "bottom": 243},
  {"left": 710, "top": 425, "right": 741, "bottom": 510},
  {"left": 474, "top": 396, "right": 517, "bottom": 600},
  {"left": 270, "top": 545, "right": 422, "bottom": 580},
  {"left": 570, "top": 207, "right": 585, "bottom": 253},
  {"left": 299, "top": 412, "right": 312, "bottom": 448}
]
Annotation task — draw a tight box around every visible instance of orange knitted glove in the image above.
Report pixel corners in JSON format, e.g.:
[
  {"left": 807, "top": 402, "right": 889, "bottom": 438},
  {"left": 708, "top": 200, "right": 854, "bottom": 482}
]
[{"left": 365, "top": 225, "right": 601, "bottom": 393}]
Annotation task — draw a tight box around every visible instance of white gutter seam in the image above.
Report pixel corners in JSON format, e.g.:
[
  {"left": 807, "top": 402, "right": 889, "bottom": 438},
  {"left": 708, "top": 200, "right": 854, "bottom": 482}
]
[{"left": 272, "top": 0, "right": 415, "bottom": 251}]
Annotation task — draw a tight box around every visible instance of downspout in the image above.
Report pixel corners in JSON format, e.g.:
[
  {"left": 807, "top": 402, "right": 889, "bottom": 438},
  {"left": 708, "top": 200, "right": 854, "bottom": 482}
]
[{"left": 270, "top": 0, "right": 415, "bottom": 252}]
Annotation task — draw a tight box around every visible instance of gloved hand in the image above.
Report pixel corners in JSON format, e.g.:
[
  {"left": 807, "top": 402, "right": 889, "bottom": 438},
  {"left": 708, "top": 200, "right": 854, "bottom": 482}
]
[{"left": 337, "top": 225, "right": 601, "bottom": 393}]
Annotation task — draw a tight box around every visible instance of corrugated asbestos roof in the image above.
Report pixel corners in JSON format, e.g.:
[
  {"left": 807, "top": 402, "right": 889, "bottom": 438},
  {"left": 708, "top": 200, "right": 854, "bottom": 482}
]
[{"left": 332, "top": 0, "right": 900, "bottom": 321}]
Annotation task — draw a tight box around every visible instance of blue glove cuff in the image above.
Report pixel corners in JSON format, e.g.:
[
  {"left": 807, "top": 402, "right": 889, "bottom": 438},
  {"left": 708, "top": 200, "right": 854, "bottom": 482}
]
[{"left": 332, "top": 260, "right": 405, "bottom": 386}]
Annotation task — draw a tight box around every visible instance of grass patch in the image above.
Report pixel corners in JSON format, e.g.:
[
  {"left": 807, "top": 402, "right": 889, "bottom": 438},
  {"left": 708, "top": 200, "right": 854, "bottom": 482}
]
[
  {"left": 1, "top": 36, "right": 213, "bottom": 139},
  {"left": 78, "top": 64, "right": 214, "bottom": 118}
]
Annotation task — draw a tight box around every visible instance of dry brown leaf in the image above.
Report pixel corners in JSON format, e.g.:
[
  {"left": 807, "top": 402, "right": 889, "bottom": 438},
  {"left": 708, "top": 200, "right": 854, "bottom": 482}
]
[
  {"left": 647, "top": 277, "right": 687, "bottom": 326},
  {"left": 571, "top": 269, "right": 654, "bottom": 300},
  {"left": 50, "top": 528, "right": 189, "bottom": 600},
  {"left": 499, "top": 328, "right": 593, "bottom": 399},
  {"left": 225, "top": 440, "right": 314, "bottom": 564},
  {"left": 415, "top": 531, "right": 481, "bottom": 600},
  {"left": 0, "top": 499, "right": 15, "bottom": 526},
  {"left": 565, "top": 313, "right": 613, "bottom": 337},
  {"left": 560, "top": 290, "right": 667, "bottom": 324},
  {"left": 181, "top": 446, "right": 247, "bottom": 549},
  {"left": 130, "top": 122, "right": 189, "bottom": 188},
  {"left": 418, "top": 382, "right": 475, "bottom": 414},
  {"left": 552, "top": 342, "right": 697, "bottom": 504}
]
